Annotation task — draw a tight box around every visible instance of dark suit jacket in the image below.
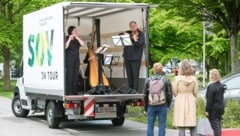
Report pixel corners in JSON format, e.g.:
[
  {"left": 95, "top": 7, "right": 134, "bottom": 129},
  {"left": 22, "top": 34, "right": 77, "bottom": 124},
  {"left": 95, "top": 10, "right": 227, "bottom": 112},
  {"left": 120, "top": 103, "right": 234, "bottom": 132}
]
[
  {"left": 205, "top": 81, "right": 225, "bottom": 118},
  {"left": 123, "top": 30, "right": 145, "bottom": 60}
]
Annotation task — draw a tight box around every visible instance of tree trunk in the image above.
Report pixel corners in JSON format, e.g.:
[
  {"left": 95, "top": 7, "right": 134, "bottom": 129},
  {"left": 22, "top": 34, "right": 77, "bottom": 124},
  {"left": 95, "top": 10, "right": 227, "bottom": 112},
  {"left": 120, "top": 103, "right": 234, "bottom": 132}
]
[
  {"left": 3, "top": 45, "right": 11, "bottom": 91},
  {"left": 230, "top": 31, "right": 239, "bottom": 73},
  {"left": 224, "top": 52, "right": 229, "bottom": 74},
  {"left": 226, "top": 51, "right": 231, "bottom": 74}
]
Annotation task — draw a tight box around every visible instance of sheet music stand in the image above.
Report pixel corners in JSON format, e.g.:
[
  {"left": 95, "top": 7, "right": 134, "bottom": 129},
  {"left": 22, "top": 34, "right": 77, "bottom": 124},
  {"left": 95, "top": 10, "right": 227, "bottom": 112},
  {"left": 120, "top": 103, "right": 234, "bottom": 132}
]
[
  {"left": 104, "top": 54, "right": 120, "bottom": 65},
  {"left": 111, "top": 35, "right": 135, "bottom": 94},
  {"left": 112, "top": 35, "right": 133, "bottom": 46},
  {"left": 104, "top": 54, "right": 120, "bottom": 90},
  {"left": 94, "top": 46, "right": 108, "bottom": 54},
  {"left": 104, "top": 54, "right": 113, "bottom": 65}
]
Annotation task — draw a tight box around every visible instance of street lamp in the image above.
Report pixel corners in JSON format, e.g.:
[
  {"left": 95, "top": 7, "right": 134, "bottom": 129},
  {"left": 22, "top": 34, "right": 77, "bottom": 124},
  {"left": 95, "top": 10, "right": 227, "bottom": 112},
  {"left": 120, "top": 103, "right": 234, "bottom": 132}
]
[{"left": 202, "top": 21, "right": 206, "bottom": 88}]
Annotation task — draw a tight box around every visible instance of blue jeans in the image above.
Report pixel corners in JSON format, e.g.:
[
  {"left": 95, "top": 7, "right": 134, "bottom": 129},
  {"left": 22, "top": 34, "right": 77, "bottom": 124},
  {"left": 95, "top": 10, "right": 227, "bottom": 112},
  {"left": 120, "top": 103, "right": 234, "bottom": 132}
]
[{"left": 147, "top": 105, "right": 168, "bottom": 136}]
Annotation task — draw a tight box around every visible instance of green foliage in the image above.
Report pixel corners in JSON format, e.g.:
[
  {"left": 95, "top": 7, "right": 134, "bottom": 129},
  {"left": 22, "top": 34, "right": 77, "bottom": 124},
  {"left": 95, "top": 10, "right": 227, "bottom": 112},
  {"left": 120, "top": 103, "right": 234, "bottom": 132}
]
[
  {"left": 126, "top": 105, "right": 176, "bottom": 129},
  {"left": 0, "top": 79, "right": 16, "bottom": 99},
  {"left": 127, "top": 98, "right": 206, "bottom": 129},
  {"left": 148, "top": 8, "right": 203, "bottom": 66},
  {"left": 196, "top": 98, "right": 240, "bottom": 128},
  {"left": 128, "top": 97, "right": 240, "bottom": 129},
  {"left": 222, "top": 100, "right": 240, "bottom": 128},
  {"left": 0, "top": 89, "right": 14, "bottom": 99},
  {"left": 205, "top": 28, "right": 229, "bottom": 58},
  {"left": 0, "top": 18, "right": 14, "bottom": 49},
  {"left": 127, "top": 105, "right": 147, "bottom": 124},
  {"left": 150, "top": 0, "right": 240, "bottom": 74},
  {"left": 0, "top": 0, "right": 64, "bottom": 66},
  {"left": 166, "top": 107, "right": 176, "bottom": 129},
  {"left": 81, "top": 0, "right": 135, "bottom": 3},
  {"left": 196, "top": 97, "right": 206, "bottom": 118}
]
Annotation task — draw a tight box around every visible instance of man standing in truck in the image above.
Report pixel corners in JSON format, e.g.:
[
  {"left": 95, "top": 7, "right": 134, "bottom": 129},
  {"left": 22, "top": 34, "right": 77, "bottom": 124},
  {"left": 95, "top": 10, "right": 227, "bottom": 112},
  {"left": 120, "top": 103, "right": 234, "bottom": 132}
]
[{"left": 123, "top": 21, "right": 145, "bottom": 93}]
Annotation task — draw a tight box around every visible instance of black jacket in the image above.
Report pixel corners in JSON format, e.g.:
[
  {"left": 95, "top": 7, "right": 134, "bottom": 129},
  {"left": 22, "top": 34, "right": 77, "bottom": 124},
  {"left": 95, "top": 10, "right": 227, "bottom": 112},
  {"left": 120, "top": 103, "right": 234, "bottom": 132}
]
[
  {"left": 205, "top": 81, "right": 225, "bottom": 118},
  {"left": 65, "top": 36, "right": 81, "bottom": 60},
  {"left": 143, "top": 74, "right": 173, "bottom": 111},
  {"left": 123, "top": 30, "right": 145, "bottom": 60}
]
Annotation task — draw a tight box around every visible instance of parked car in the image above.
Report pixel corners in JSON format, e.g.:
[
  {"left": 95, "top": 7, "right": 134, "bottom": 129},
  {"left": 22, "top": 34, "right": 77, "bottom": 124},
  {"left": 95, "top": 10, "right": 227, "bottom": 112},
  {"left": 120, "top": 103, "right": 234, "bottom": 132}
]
[
  {"left": 163, "top": 67, "right": 172, "bottom": 74},
  {"left": 198, "top": 72, "right": 240, "bottom": 102}
]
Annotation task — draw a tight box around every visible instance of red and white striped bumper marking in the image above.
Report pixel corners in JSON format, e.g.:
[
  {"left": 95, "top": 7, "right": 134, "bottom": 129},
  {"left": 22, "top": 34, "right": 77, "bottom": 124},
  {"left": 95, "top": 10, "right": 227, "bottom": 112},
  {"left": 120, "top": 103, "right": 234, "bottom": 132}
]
[{"left": 84, "top": 96, "right": 95, "bottom": 117}]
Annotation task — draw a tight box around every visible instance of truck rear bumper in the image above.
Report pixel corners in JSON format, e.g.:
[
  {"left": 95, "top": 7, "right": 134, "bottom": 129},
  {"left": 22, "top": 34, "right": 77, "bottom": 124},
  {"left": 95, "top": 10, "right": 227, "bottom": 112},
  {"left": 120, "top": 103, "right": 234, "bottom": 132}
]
[
  {"left": 65, "top": 94, "right": 144, "bottom": 101},
  {"left": 64, "top": 94, "right": 144, "bottom": 120}
]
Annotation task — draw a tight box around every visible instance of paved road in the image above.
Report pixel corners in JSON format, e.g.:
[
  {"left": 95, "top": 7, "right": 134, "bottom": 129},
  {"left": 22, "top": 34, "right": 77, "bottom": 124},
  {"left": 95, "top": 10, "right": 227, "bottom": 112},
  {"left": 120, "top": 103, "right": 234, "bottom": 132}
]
[{"left": 0, "top": 96, "right": 180, "bottom": 136}]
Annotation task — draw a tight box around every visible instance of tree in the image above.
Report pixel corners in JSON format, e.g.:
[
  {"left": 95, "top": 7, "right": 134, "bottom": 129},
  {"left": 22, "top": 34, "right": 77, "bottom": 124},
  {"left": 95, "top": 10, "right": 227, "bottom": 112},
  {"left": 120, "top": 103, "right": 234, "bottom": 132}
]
[
  {"left": 0, "top": 0, "right": 61, "bottom": 91},
  {"left": 0, "top": 0, "right": 31, "bottom": 90},
  {"left": 202, "top": 28, "right": 229, "bottom": 75},
  {"left": 148, "top": 8, "right": 203, "bottom": 66},
  {"left": 151, "top": 0, "right": 240, "bottom": 73},
  {"left": 203, "top": 0, "right": 240, "bottom": 73}
]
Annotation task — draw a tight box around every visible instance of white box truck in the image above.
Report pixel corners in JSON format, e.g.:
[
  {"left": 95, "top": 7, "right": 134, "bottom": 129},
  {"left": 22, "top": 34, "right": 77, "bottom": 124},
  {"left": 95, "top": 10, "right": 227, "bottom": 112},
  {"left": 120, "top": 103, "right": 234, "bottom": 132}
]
[{"left": 11, "top": 2, "right": 153, "bottom": 128}]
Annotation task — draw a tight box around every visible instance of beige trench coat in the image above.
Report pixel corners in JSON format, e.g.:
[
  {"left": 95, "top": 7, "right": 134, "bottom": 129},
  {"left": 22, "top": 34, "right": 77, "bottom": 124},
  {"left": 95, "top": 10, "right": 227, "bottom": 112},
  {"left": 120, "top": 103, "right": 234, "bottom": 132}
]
[{"left": 172, "top": 75, "right": 198, "bottom": 127}]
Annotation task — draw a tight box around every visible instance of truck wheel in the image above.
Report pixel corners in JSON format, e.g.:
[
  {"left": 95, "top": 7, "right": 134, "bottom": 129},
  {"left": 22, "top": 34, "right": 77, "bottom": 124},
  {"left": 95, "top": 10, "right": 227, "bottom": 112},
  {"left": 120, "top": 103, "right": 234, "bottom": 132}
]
[
  {"left": 111, "top": 117, "right": 125, "bottom": 126},
  {"left": 11, "top": 96, "right": 29, "bottom": 117},
  {"left": 46, "top": 102, "right": 61, "bottom": 128}
]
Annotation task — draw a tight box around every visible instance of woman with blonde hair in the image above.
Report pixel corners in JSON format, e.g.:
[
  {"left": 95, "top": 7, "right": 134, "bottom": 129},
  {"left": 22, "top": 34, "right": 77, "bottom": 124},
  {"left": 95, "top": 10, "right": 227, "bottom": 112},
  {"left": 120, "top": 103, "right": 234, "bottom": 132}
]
[
  {"left": 205, "top": 69, "right": 225, "bottom": 136},
  {"left": 172, "top": 59, "right": 198, "bottom": 136}
]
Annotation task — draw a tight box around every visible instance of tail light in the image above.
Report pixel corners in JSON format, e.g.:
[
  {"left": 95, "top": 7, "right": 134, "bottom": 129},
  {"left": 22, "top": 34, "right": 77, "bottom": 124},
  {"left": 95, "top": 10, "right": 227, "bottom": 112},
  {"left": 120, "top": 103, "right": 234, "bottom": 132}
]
[
  {"left": 65, "top": 102, "right": 81, "bottom": 109},
  {"left": 133, "top": 101, "right": 144, "bottom": 106}
]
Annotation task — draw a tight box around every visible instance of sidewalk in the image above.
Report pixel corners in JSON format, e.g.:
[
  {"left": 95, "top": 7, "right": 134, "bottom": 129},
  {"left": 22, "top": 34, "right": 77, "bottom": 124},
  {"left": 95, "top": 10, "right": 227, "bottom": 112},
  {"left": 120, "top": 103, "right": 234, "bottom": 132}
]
[
  {"left": 166, "top": 128, "right": 240, "bottom": 136},
  {"left": 165, "top": 128, "right": 240, "bottom": 136}
]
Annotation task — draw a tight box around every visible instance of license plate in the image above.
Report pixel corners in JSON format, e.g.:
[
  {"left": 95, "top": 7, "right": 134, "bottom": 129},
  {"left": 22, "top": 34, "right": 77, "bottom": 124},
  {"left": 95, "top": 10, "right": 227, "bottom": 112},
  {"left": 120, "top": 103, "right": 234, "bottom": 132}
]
[
  {"left": 99, "top": 107, "right": 116, "bottom": 113},
  {"left": 96, "top": 106, "right": 116, "bottom": 113}
]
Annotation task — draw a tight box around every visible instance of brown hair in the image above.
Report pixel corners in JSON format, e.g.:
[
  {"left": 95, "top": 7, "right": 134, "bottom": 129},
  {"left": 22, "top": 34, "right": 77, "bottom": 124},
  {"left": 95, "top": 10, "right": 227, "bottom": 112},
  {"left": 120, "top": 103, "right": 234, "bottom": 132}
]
[
  {"left": 67, "top": 26, "right": 76, "bottom": 35},
  {"left": 129, "top": 20, "right": 137, "bottom": 25},
  {"left": 209, "top": 68, "right": 221, "bottom": 82},
  {"left": 178, "top": 59, "right": 194, "bottom": 76},
  {"left": 153, "top": 62, "right": 163, "bottom": 74}
]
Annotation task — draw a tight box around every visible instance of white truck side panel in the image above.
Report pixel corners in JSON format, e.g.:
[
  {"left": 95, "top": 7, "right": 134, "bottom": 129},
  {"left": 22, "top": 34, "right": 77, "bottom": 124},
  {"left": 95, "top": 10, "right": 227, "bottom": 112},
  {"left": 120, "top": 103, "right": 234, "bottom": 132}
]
[{"left": 23, "top": 4, "right": 65, "bottom": 96}]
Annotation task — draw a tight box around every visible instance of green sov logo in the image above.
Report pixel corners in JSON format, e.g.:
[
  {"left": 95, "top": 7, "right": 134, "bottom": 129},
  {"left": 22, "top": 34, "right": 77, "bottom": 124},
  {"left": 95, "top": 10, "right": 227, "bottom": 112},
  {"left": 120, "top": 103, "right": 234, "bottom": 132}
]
[{"left": 28, "top": 30, "right": 54, "bottom": 67}]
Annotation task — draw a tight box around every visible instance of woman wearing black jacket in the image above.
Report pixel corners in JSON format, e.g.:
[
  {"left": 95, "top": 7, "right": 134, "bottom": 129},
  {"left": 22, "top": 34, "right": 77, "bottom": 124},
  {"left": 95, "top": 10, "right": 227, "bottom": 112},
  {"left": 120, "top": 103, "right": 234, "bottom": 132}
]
[
  {"left": 65, "top": 26, "right": 84, "bottom": 95},
  {"left": 205, "top": 69, "right": 226, "bottom": 136}
]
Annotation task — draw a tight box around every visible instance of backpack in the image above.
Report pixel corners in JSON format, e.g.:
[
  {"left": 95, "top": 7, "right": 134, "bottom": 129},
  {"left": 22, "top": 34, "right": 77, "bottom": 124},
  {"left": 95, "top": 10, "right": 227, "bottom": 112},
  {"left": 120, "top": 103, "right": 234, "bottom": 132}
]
[{"left": 148, "top": 76, "right": 166, "bottom": 105}]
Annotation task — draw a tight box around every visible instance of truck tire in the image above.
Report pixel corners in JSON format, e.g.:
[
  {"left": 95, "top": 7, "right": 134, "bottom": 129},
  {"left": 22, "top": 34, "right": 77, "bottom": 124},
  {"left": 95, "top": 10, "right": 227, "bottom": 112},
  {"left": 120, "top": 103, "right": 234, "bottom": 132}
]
[
  {"left": 111, "top": 117, "right": 125, "bottom": 126},
  {"left": 46, "top": 101, "right": 61, "bottom": 128},
  {"left": 11, "top": 96, "right": 29, "bottom": 117}
]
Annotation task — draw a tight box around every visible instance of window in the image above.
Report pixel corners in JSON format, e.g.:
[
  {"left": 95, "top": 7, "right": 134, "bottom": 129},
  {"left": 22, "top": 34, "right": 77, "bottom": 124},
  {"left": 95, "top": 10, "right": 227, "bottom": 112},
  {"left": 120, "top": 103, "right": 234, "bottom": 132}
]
[{"left": 224, "top": 75, "right": 240, "bottom": 89}]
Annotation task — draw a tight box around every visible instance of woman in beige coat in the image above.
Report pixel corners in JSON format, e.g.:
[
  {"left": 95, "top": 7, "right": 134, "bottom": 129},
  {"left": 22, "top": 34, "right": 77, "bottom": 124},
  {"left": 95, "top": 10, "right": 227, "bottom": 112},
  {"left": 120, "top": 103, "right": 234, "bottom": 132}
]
[{"left": 172, "top": 60, "right": 198, "bottom": 136}]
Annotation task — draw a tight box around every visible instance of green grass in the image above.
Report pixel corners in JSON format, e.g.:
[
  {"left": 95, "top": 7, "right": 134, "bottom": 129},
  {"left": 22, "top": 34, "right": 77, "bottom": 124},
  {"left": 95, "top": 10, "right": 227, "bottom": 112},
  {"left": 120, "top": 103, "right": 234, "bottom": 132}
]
[
  {"left": 126, "top": 105, "right": 147, "bottom": 124},
  {"left": 166, "top": 74, "right": 175, "bottom": 81},
  {"left": 127, "top": 105, "right": 176, "bottom": 129},
  {"left": 128, "top": 98, "right": 240, "bottom": 129},
  {"left": 0, "top": 79, "right": 15, "bottom": 99}
]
